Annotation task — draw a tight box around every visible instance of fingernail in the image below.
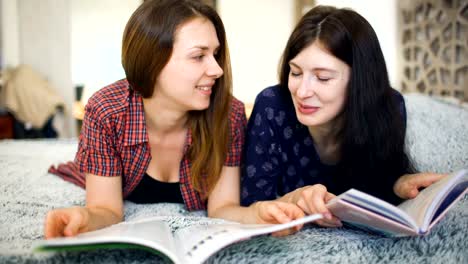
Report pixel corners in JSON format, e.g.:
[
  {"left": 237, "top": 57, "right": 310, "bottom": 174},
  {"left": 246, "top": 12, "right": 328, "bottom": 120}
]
[{"left": 324, "top": 213, "right": 332, "bottom": 220}]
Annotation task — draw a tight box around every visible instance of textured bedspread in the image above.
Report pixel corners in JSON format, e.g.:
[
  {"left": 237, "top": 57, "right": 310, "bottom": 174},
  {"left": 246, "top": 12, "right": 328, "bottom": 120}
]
[{"left": 0, "top": 94, "right": 467, "bottom": 263}]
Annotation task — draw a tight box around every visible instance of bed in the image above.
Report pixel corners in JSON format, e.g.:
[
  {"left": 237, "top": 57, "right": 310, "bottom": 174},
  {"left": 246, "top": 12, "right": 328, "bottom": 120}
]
[{"left": 0, "top": 93, "right": 467, "bottom": 263}]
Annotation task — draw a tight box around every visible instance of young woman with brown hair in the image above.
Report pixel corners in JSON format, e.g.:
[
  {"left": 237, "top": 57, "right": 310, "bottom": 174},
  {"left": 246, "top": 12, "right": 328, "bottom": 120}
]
[{"left": 45, "top": 0, "right": 303, "bottom": 239}]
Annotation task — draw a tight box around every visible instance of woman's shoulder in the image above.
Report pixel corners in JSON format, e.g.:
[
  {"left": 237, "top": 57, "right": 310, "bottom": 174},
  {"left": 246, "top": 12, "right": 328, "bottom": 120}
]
[
  {"left": 250, "top": 84, "right": 294, "bottom": 118},
  {"left": 390, "top": 88, "right": 407, "bottom": 117},
  {"left": 230, "top": 96, "right": 245, "bottom": 113},
  {"left": 254, "top": 84, "right": 292, "bottom": 109},
  {"left": 86, "top": 79, "right": 132, "bottom": 119},
  {"left": 229, "top": 96, "right": 247, "bottom": 125},
  {"left": 391, "top": 88, "right": 404, "bottom": 103}
]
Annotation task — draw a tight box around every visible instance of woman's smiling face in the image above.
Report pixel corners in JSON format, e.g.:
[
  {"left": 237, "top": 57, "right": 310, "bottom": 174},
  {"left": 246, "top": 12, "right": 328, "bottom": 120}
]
[
  {"left": 154, "top": 17, "right": 224, "bottom": 112},
  {"left": 288, "top": 41, "right": 351, "bottom": 129}
]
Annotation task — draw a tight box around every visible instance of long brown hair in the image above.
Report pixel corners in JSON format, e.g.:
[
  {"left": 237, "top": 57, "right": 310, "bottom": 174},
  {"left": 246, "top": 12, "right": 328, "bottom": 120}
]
[{"left": 122, "top": 0, "right": 232, "bottom": 197}]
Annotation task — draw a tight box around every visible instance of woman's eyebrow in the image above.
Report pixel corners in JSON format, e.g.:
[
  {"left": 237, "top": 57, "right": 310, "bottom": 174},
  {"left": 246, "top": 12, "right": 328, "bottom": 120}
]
[
  {"left": 289, "top": 61, "right": 338, "bottom": 73},
  {"left": 188, "top": 44, "right": 220, "bottom": 51}
]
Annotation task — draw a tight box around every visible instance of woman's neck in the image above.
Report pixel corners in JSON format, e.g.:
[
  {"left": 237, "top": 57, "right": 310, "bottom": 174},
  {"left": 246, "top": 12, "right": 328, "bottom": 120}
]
[
  {"left": 308, "top": 120, "right": 341, "bottom": 165},
  {"left": 142, "top": 97, "right": 188, "bottom": 135}
]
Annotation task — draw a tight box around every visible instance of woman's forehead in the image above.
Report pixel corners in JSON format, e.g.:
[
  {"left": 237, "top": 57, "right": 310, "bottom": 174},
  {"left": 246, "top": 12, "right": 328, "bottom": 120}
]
[{"left": 173, "top": 17, "right": 219, "bottom": 50}]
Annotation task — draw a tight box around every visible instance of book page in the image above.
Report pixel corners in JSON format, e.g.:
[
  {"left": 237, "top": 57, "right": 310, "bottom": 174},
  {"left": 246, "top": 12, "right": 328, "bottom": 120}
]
[
  {"left": 173, "top": 214, "right": 323, "bottom": 264},
  {"left": 397, "top": 169, "right": 468, "bottom": 232},
  {"left": 329, "top": 189, "right": 419, "bottom": 230},
  {"left": 428, "top": 183, "right": 468, "bottom": 230},
  {"left": 327, "top": 199, "right": 418, "bottom": 237},
  {"left": 34, "top": 218, "right": 179, "bottom": 263}
]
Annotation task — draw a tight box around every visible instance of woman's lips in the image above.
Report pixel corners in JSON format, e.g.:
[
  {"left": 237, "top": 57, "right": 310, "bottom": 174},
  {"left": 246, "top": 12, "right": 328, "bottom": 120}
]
[
  {"left": 298, "top": 103, "right": 319, "bottom": 114},
  {"left": 196, "top": 85, "right": 212, "bottom": 95}
]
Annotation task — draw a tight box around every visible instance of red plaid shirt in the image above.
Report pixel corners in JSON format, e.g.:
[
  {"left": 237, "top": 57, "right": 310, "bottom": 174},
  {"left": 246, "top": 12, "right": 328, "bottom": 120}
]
[{"left": 50, "top": 79, "right": 246, "bottom": 211}]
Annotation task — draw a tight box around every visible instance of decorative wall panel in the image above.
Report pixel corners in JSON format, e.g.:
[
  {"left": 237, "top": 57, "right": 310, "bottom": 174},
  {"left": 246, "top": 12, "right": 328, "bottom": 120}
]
[{"left": 398, "top": 0, "right": 467, "bottom": 101}]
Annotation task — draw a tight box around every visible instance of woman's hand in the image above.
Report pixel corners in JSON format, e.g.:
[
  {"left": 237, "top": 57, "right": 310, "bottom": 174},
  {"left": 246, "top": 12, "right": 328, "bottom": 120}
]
[
  {"left": 254, "top": 201, "right": 305, "bottom": 236},
  {"left": 44, "top": 206, "right": 91, "bottom": 239},
  {"left": 283, "top": 184, "right": 342, "bottom": 228},
  {"left": 394, "top": 173, "right": 446, "bottom": 199}
]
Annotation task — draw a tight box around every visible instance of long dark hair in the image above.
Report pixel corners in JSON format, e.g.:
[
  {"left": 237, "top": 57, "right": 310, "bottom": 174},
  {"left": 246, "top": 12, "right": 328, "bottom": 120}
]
[
  {"left": 122, "top": 0, "right": 232, "bottom": 196},
  {"left": 279, "top": 6, "right": 415, "bottom": 203}
]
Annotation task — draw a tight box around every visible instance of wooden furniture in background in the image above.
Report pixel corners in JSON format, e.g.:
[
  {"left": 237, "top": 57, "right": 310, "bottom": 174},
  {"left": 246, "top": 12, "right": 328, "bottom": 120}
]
[
  {"left": 73, "top": 101, "right": 85, "bottom": 136},
  {"left": 0, "top": 113, "right": 14, "bottom": 139},
  {"left": 201, "top": 0, "right": 216, "bottom": 8},
  {"left": 295, "top": 0, "right": 315, "bottom": 23}
]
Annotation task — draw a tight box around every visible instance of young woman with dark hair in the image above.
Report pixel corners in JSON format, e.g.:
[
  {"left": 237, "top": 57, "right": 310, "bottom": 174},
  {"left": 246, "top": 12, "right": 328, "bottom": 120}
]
[
  {"left": 241, "top": 5, "right": 444, "bottom": 227},
  {"left": 45, "top": 0, "right": 303, "bottom": 239}
]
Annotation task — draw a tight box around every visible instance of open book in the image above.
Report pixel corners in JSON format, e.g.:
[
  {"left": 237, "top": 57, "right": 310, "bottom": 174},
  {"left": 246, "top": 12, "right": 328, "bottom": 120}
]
[
  {"left": 327, "top": 168, "right": 468, "bottom": 237},
  {"left": 33, "top": 214, "right": 322, "bottom": 264}
]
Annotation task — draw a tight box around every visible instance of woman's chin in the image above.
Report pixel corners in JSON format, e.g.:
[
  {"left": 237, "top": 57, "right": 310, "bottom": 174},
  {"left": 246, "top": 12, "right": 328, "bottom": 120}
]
[
  {"left": 190, "top": 102, "right": 210, "bottom": 112},
  {"left": 297, "top": 114, "right": 325, "bottom": 127}
]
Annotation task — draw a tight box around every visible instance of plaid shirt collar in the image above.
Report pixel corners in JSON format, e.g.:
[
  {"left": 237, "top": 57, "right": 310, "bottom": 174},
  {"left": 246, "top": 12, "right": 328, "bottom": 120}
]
[
  {"left": 122, "top": 91, "right": 194, "bottom": 183},
  {"left": 123, "top": 91, "right": 148, "bottom": 146}
]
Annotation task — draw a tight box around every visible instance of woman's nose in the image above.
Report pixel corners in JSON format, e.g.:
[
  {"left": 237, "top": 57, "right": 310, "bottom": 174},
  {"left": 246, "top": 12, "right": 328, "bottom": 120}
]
[
  {"left": 296, "top": 77, "right": 315, "bottom": 98},
  {"left": 207, "top": 57, "right": 224, "bottom": 79}
]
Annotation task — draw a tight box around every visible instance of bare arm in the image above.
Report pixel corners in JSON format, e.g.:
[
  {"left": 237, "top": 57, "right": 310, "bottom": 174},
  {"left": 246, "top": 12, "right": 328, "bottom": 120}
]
[
  {"left": 84, "top": 173, "right": 124, "bottom": 229},
  {"left": 44, "top": 173, "right": 124, "bottom": 238},
  {"left": 208, "top": 166, "right": 304, "bottom": 236}
]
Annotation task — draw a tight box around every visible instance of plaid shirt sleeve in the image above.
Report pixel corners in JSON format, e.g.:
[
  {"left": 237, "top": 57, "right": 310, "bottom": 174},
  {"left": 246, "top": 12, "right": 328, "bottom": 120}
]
[
  {"left": 75, "top": 97, "right": 122, "bottom": 177},
  {"left": 224, "top": 98, "right": 247, "bottom": 166}
]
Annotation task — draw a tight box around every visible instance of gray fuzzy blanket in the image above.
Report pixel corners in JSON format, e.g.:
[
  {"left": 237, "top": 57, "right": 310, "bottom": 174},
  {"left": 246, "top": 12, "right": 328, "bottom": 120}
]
[{"left": 0, "top": 93, "right": 467, "bottom": 263}]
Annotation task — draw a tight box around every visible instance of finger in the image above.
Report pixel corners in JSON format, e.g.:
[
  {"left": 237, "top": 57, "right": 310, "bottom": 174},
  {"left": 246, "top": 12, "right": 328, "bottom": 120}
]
[
  {"left": 44, "top": 211, "right": 66, "bottom": 239},
  {"left": 63, "top": 212, "right": 83, "bottom": 237},
  {"left": 324, "top": 192, "right": 336, "bottom": 203},
  {"left": 405, "top": 188, "right": 419, "bottom": 199},
  {"left": 323, "top": 193, "right": 342, "bottom": 226},
  {"left": 287, "top": 206, "right": 305, "bottom": 231},
  {"left": 277, "top": 202, "right": 305, "bottom": 220},
  {"left": 395, "top": 182, "right": 416, "bottom": 199},
  {"left": 271, "top": 227, "right": 298, "bottom": 237},
  {"left": 315, "top": 215, "right": 343, "bottom": 227},
  {"left": 399, "top": 173, "right": 445, "bottom": 199},
  {"left": 326, "top": 215, "right": 342, "bottom": 227},
  {"left": 44, "top": 211, "right": 63, "bottom": 239},
  {"left": 275, "top": 203, "right": 306, "bottom": 231},
  {"left": 44, "top": 211, "right": 55, "bottom": 239},
  {"left": 263, "top": 203, "right": 291, "bottom": 224},
  {"left": 308, "top": 187, "right": 331, "bottom": 219},
  {"left": 297, "top": 198, "right": 311, "bottom": 215},
  {"left": 414, "top": 173, "right": 445, "bottom": 188},
  {"left": 282, "top": 203, "right": 305, "bottom": 231},
  {"left": 315, "top": 219, "right": 342, "bottom": 228}
]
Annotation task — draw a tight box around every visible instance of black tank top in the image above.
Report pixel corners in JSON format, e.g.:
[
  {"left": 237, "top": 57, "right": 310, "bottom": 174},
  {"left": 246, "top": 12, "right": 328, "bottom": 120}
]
[{"left": 126, "top": 173, "right": 184, "bottom": 204}]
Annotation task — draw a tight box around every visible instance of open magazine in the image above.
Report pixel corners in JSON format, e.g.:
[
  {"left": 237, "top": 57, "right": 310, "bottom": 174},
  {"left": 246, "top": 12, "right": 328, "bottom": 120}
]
[
  {"left": 33, "top": 214, "right": 322, "bottom": 264},
  {"left": 327, "top": 168, "right": 468, "bottom": 236}
]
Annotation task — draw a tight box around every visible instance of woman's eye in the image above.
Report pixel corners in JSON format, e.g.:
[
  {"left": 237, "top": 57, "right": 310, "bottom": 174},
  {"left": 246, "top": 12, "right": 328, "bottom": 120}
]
[
  {"left": 194, "top": 55, "right": 204, "bottom": 61},
  {"left": 290, "top": 71, "right": 302, "bottom": 77},
  {"left": 317, "top": 77, "right": 331, "bottom": 82}
]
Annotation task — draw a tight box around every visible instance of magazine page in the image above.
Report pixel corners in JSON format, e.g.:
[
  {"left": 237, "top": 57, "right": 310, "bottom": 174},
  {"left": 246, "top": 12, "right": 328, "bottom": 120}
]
[
  {"left": 173, "top": 214, "right": 323, "bottom": 264},
  {"left": 329, "top": 189, "right": 419, "bottom": 231},
  {"left": 327, "top": 199, "right": 418, "bottom": 237},
  {"left": 34, "top": 218, "right": 179, "bottom": 263},
  {"left": 397, "top": 168, "right": 468, "bottom": 232}
]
